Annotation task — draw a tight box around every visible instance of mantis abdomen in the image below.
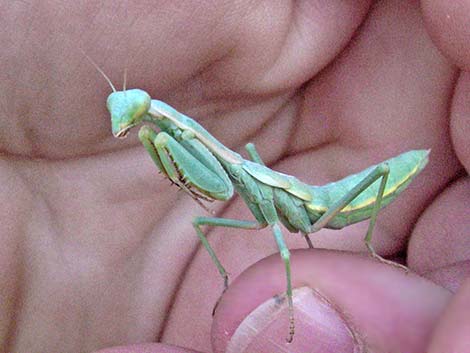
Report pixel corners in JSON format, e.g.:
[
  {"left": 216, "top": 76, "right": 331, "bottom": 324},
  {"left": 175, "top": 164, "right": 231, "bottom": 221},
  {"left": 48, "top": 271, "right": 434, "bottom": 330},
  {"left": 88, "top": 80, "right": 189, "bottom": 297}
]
[
  {"left": 305, "top": 149, "right": 429, "bottom": 229},
  {"left": 230, "top": 149, "right": 428, "bottom": 234}
]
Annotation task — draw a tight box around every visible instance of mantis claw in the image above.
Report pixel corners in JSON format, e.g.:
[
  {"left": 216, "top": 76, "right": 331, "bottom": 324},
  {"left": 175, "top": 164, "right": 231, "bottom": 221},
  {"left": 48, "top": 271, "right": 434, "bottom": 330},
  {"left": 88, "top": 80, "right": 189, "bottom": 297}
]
[
  {"left": 212, "top": 285, "right": 228, "bottom": 316},
  {"left": 367, "top": 243, "right": 409, "bottom": 272}
]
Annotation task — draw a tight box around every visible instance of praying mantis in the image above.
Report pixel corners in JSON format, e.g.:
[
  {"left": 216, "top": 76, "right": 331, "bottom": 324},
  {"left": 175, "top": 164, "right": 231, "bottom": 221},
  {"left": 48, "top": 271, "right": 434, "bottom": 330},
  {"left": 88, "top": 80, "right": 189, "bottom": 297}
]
[{"left": 103, "top": 75, "right": 429, "bottom": 342}]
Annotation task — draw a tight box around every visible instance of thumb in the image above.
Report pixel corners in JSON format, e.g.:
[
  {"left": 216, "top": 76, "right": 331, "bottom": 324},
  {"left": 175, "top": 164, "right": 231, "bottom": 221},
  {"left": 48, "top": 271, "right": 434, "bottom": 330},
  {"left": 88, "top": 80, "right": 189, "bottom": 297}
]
[{"left": 211, "top": 249, "right": 450, "bottom": 353}]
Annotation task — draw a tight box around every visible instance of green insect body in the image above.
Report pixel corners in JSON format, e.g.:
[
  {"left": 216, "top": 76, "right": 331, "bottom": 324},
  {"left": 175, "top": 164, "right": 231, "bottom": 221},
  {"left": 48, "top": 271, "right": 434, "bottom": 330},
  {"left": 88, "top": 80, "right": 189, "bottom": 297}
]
[{"left": 107, "top": 88, "right": 429, "bottom": 343}]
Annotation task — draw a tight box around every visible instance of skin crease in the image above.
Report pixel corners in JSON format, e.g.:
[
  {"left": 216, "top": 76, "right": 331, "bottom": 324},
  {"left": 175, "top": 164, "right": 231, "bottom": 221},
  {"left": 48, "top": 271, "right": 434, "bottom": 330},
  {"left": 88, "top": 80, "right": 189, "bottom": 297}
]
[{"left": 0, "top": 1, "right": 468, "bottom": 353}]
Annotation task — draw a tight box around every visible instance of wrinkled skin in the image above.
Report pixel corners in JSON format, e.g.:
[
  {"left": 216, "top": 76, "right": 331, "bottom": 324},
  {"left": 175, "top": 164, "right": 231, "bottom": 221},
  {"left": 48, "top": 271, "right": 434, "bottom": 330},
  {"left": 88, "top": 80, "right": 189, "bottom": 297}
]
[{"left": 1, "top": 1, "right": 469, "bottom": 352}]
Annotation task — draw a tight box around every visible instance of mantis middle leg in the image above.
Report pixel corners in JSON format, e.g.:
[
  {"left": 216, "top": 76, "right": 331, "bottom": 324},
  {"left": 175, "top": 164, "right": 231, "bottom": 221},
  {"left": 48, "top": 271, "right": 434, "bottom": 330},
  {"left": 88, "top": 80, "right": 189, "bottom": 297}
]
[
  {"left": 246, "top": 142, "right": 314, "bottom": 249},
  {"left": 193, "top": 217, "right": 264, "bottom": 289},
  {"left": 272, "top": 223, "right": 295, "bottom": 342},
  {"left": 194, "top": 216, "right": 296, "bottom": 342}
]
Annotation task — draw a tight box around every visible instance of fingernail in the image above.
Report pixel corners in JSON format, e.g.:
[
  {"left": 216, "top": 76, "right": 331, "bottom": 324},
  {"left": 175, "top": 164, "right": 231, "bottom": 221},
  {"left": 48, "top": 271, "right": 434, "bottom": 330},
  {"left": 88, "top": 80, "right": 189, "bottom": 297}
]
[{"left": 226, "top": 287, "right": 357, "bottom": 353}]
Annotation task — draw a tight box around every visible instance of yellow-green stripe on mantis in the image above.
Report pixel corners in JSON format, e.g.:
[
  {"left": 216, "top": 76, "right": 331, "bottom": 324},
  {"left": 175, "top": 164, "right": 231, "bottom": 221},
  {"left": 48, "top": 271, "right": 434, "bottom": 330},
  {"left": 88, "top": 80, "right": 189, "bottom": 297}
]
[{"left": 105, "top": 84, "right": 429, "bottom": 343}]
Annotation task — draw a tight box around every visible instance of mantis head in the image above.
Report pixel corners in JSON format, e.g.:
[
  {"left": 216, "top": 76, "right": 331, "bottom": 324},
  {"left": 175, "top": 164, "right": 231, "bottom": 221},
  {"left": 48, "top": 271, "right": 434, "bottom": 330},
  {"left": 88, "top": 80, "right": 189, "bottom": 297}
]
[{"left": 107, "top": 89, "right": 151, "bottom": 138}]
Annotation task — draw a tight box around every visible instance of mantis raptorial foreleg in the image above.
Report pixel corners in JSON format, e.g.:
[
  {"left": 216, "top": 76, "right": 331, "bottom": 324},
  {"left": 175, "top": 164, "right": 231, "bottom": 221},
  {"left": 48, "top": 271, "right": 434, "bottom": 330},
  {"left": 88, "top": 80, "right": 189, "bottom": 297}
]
[
  {"left": 310, "top": 163, "right": 407, "bottom": 270},
  {"left": 138, "top": 125, "right": 234, "bottom": 210},
  {"left": 139, "top": 126, "right": 166, "bottom": 171},
  {"left": 245, "top": 142, "right": 265, "bottom": 165}
]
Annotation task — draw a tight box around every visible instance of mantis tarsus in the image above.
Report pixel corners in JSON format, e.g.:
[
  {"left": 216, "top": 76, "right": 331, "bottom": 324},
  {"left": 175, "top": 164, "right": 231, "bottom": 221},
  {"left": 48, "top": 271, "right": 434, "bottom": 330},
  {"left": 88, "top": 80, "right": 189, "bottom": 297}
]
[{"left": 104, "top": 82, "right": 428, "bottom": 342}]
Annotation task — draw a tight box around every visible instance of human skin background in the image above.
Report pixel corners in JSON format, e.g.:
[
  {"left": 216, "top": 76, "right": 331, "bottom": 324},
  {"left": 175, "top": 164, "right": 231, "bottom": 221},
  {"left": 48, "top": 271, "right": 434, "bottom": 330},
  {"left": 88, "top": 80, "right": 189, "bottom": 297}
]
[{"left": 0, "top": 1, "right": 469, "bottom": 352}]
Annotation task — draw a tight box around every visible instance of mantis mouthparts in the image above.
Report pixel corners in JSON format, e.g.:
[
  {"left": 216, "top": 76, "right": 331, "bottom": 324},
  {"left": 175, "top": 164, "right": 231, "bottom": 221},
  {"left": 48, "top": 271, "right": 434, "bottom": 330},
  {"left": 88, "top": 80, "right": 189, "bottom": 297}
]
[{"left": 115, "top": 128, "right": 130, "bottom": 138}]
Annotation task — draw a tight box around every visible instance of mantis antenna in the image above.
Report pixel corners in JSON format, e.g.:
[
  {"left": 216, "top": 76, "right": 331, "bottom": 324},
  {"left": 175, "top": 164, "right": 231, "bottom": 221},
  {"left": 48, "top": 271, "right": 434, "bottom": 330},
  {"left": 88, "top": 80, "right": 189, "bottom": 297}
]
[
  {"left": 80, "top": 49, "right": 117, "bottom": 93},
  {"left": 123, "top": 68, "right": 128, "bottom": 91}
]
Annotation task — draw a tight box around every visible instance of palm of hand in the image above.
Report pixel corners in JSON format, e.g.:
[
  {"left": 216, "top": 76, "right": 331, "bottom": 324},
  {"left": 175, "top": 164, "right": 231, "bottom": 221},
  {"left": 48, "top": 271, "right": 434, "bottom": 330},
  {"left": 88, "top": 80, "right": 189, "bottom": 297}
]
[{"left": 1, "top": 1, "right": 468, "bottom": 353}]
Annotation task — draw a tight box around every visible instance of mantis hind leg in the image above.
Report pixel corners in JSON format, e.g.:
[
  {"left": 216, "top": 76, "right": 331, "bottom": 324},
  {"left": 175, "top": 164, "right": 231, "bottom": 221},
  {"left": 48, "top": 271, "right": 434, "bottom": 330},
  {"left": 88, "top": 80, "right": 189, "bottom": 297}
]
[
  {"left": 362, "top": 165, "right": 408, "bottom": 270},
  {"left": 310, "top": 163, "right": 408, "bottom": 271}
]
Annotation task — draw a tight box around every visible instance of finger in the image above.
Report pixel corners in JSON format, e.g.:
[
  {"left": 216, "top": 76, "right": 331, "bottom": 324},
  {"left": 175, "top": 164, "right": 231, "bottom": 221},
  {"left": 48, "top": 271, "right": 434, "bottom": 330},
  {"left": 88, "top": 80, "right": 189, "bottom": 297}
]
[
  {"left": 212, "top": 249, "right": 451, "bottom": 353},
  {"left": 428, "top": 278, "right": 470, "bottom": 352},
  {"left": 408, "top": 176, "right": 470, "bottom": 286},
  {"left": 421, "top": 0, "right": 470, "bottom": 70},
  {"left": 93, "top": 342, "right": 200, "bottom": 353},
  {"left": 450, "top": 72, "right": 470, "bottom": 171}
]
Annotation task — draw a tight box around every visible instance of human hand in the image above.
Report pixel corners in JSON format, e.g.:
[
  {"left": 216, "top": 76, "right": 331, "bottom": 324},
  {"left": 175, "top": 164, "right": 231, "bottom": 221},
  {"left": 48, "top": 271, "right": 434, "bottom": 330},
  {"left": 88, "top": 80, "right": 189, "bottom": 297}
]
[{"left": 1, "top": 1, "right": 468, "bottom": 352}]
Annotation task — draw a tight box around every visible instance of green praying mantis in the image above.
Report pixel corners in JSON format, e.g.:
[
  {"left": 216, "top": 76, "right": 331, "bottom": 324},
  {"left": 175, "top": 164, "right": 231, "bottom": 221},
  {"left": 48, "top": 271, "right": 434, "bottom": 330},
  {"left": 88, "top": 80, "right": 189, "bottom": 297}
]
[{"left": 101, "top": 70, "right": 429, "bottom": 342}]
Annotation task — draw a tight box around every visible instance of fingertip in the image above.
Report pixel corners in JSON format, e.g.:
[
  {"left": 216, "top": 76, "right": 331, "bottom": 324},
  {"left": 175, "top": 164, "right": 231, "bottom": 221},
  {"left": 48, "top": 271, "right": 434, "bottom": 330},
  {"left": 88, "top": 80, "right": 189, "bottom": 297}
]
[
  {"left": 211, "top": 251, "right": 357, "bottom": 353},
  {"left": 221, "top": 287, "right": 355, "bottom": 353},
  {"left": 212, "top": 249, "right": 451, "bottom": 352}
]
